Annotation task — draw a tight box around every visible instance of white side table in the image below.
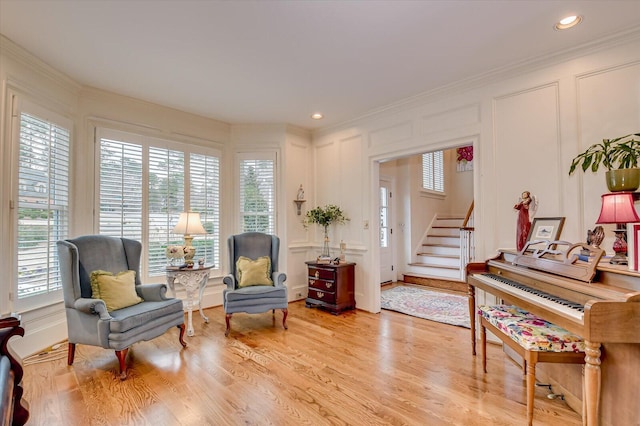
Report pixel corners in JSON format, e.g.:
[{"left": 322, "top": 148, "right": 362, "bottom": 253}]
[{"left": 165, "top": 264, "right": 213, "bottom": 336}]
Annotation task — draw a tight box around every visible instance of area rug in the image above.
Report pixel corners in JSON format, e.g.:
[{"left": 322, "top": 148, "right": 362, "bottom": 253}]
[{"left": 381, "top": 286, "right": 470, "bottom": 328}]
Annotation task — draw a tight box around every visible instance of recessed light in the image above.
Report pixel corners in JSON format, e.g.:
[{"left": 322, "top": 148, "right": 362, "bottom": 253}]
[
  {"left": 555, "top": 15, "right": 582, "bottom": 30},
  {"left": 311, "top": 113, "right": 324, "bottom": 120}
]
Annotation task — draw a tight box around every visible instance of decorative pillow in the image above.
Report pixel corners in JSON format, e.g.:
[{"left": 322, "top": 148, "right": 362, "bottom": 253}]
[
  {"left": 235, "top": 256, "right": 273, "bottom": 288},
  {"left": 89, "top": 270, "right": 142, "bottom": 311}
]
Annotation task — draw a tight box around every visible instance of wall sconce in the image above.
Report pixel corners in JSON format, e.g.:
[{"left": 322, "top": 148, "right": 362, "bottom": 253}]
[{"left": 294, "top": 184, "right": 306, "bottom": 215}]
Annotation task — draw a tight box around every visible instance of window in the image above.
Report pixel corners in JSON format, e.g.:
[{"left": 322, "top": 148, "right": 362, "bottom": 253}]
[
  {"left": 380, "top": 186, "right": 389, "bottom": 248},
  {"left": 238, "top": 153, "right": 276, "bottom": 234},
  {"left": 422, "top": 151, "right": 444, "bottom": 193},
  {"left": 13, "top": 101, "right": 71, "bottom": 310},
  {"left": 97, "top": 128, "right": 220, "bottom": 279}
]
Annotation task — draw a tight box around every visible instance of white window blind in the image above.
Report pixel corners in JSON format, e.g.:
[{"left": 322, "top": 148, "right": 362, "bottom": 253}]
[
  {"left": 238, "top": 155, "right": 275, "bottom": 234},
  {"left": 422, "top": 151, "right": 444, "bottom": 192},
  {"left": 189, "top": 153, "right": 220, "bottom": 266},
  {"left": 97, "top": 128, "right": 220, "bottom": 279},
  {"left": 16, "top": 110, "right": 70, "bottom": 304},
  {"left": 149, "top": 147, "right": 185, "bottom": 274},
  {"left": 99, "top": 139, "right": 143, "bottom": 239}
]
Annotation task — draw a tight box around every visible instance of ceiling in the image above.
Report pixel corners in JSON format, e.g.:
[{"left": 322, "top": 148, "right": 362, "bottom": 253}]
[{"left": 1, "top": 1, "right": 639, "bottom": 130}]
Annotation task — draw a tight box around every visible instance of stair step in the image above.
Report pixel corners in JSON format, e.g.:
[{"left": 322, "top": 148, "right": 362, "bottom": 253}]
[
  {"left": 416, "top": 253, "right": 459, "bottom": 259},
  {"left": 402, "top": 274, "right": 468, "bottom": 293},
  {"left": 409, "top": 262, "right": 460, "bottom": 270},
  {"left": 426, "top": 238, "right": 459, "bottom": 244}
]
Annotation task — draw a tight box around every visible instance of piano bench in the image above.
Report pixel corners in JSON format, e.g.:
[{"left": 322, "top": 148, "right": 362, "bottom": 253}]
[{"left": 478, "top": 305, "right": 585, "bottom": 426}]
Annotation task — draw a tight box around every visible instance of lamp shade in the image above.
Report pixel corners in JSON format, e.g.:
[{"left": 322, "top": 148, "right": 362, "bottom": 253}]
[
  {"left": 596, "top": 192, "right": 640, "bottom": 224},
  {"left": 172, "top": 211, "right": 206, "bottom": 235}
]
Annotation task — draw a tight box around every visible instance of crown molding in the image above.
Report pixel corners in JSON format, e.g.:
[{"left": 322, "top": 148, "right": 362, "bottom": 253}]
[
  {"left": 314, "top": 26, "right": 640, "bottom": 138},
  {"left": 1, "top": 34, "right": 81, "bottom": 94}
]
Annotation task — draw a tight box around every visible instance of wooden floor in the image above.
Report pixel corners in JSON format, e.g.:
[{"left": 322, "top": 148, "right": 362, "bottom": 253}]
[{"left": 21, "top": 298, "right": 582, "bottom": 425}]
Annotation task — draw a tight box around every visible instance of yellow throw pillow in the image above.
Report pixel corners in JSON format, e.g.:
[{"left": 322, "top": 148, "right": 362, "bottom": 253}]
[
  {"left": 89, "top": 270, "right": 143, "bottom": 311},
  {"left": 236, "top": 256, "right": 273, "bottom": 288}
]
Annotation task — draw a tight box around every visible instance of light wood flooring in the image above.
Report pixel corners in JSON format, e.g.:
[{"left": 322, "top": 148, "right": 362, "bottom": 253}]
[{"left": 21, "top": 297, "right": 581, "bottom": 425}]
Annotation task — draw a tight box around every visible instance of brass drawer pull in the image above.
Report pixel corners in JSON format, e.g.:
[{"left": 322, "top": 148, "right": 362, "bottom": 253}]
[
  {"left": 314, "top": 271, "right": 320, "bottom": 279},
  {"left": 325, "top": 282, "right": 333, "bottom": 289},
  {"left": 309, "top": 279, "right": 315, "bottom": 286},
  {"left": 316, "top": 291, "right": 324, "bottom": 298}
]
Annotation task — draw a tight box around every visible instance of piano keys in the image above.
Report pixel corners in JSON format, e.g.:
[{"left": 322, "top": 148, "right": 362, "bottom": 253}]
[{"left": 466, "top": 243, "right": 640, "bottom": 426}]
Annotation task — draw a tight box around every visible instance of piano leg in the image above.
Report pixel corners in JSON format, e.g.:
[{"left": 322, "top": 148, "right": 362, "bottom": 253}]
[
  {"left": 468, "top": 284, "right": 476, "bottom": 356},
  {"left": 583, "top": 340, "right": 601, "bottom": 426}
]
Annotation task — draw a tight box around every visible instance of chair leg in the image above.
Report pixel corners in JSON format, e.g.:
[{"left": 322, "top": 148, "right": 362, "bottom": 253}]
[
  {"left": 177, "top": 323, "right": 187, "bottom": 348},
  {"left": 225, "top": 314, "right": 232, "bottom": 337},
  {"left": 480, "top": 322, "right": 487, "bottom": 373},
  {"left": 115, "top": 348, "right": 129, "bottom": 380},
  {"left": 67, "top": 342, "right": 76, "bottom": 365},
  {"left": 526, "top": 361, "right": 536, "bottom": 426},
  {"left": 282, "top": 308, "right": 288, "bottom": 330}
]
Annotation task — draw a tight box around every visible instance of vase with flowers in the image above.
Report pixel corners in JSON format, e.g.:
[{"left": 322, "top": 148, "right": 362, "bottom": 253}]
[
  {"left": 303, "top": 204, "right": 349, "bottom": 258},
  {"left": 166, "top": 245, "right": 187, "bottom": 266}
]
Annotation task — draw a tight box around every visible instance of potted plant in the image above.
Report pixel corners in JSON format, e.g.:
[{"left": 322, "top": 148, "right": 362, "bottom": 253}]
[
  {"left": 568, "top": 133, "right": 640, "bottom": 192},
  {"left": 303, "top": 204, "right": 349, "bottom": 257}
]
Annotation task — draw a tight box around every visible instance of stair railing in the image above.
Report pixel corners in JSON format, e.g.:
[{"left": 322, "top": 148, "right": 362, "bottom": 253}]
[{"left": 459, "top": 201, "right": 475, "bottom": 281}]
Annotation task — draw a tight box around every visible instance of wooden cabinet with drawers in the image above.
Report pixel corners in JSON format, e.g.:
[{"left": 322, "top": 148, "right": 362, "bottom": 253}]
[{"left": 305, "top": 261, "right": 355, "bottom": 314}]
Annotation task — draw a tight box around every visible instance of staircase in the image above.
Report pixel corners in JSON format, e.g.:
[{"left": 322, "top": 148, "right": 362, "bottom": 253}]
[{"left": 403, "top": 213, "right": 473, "bottom": 293}]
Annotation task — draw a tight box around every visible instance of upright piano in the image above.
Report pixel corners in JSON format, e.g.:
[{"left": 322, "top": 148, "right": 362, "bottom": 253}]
[{"left": 467, "top": 242, "right": 640, "bottom": 426}]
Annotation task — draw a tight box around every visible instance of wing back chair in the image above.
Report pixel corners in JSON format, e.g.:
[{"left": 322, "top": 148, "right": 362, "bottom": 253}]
[
  {"left": 222, "top": 232, "right": 288, "bottom": 336},
  {"left": 57, "top": 235, "right": 187, "bottom": 379}
]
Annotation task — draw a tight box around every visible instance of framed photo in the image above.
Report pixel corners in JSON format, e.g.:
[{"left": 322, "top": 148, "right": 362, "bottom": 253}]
[{"left": 527, "top": 217, "right": 565, "bottom": 244}]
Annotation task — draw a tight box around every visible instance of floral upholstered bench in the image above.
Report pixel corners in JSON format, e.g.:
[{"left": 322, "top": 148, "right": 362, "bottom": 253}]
[{"left": 478, "top": 305, "right": 585, "bottom": 426}]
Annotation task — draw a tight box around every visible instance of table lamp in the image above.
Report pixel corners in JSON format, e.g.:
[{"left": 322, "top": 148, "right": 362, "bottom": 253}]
[
  {"left": 595, "top": 192, "right": 640, "bottom": 265},
  {"left": 172, "top": 211, "right": 206, "bottom": 266}
]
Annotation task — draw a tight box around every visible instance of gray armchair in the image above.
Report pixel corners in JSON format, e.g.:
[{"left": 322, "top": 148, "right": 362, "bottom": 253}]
[
  {"left": 57, "top": 235, "right": 187, "bottom": 379},
  {"left": 222, "top": 232, "right": 288, "bottom": 336}
]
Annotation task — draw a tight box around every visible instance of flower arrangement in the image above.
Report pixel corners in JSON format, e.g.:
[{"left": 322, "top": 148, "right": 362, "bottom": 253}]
[
  {"left": 303, "top": 204, "right": 349, "bottom": 258},
  {"left": 166, "top": 245, "right": 187, "bottom": 259},
  {"left": 303, "top": 204, "right": 349, "bottom": 229}
]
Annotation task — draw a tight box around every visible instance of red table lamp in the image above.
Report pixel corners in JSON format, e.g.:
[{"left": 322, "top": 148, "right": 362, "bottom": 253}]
[{"left": 596, "top": 192, "right": 640, "bottom": 265}]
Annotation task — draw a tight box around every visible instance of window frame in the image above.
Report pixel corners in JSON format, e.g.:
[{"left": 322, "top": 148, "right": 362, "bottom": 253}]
[
  {"left": 95, "top": 127, "right": 221, "bottom": 282},
  {"left": 235, "top": 151, "right": 278, "bottom": 235},
  {"left": 421, "top": 150, "right": 446, "bottom": 198},
  {"left": 9, "top": 96, "right": 72, "bottom": 312}
]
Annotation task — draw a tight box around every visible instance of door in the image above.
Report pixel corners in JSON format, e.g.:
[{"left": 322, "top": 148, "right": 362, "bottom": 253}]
[{"left": 379, "top": 177, "right": 394, "bottom": 284}]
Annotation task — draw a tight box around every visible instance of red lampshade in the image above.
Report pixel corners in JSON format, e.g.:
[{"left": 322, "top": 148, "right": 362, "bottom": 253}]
[{"left": 596, "top": 192, "right": 640, "bottom": 224}]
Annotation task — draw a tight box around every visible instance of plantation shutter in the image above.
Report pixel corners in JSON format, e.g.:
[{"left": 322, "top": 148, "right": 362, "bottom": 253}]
[
  {"left": 16, "top": 110, "right": 70, "bottom": 303},
  {"left": 99, "top": 138, "right": 143, "bottom": 239},
  {"left": 422, "top": 151, "right": 444, "bottom": 192},
  {"left": 148, "top": 147, "right": 185, "bottom": 275},
  {"left": 238, "top": 154, "right": 276, "bottom": 234},
  {"left": 189, "top": 153, "right": 220, "bottom": 267},
  {"left": 97, "top": 128, "right": 221, "bottom": 280}
]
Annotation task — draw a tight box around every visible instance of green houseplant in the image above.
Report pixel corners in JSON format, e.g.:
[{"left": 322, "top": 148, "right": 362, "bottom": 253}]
[
  {"left": 303, "top": 204, "right": 349, "bottom": 257},
  {"left": 569, "top": 133, "right": 640, "bottom": 192}
]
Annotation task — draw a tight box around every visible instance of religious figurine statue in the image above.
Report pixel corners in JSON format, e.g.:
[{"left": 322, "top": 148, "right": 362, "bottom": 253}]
[
  {"left": 297, "top": 184, "right": 305, "bottom": 200},
  {"left": 514, "top": 190, "right": 538, "bottom": 251}
]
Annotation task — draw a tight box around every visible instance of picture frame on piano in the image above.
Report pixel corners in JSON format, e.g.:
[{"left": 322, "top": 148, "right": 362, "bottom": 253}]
[{"left": 526, "top": 217, "right": 566, "bottom": 248}]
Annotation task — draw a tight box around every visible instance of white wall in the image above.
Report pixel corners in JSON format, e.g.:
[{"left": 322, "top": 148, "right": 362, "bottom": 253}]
[
  {"left": 2, "top": 30, "right": 640, "bottom": 356},
  {"left": 311, "top": 31, "right": 640, "bottom": 313}
]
